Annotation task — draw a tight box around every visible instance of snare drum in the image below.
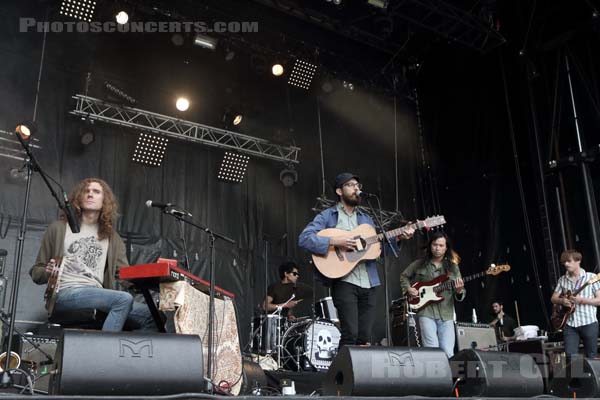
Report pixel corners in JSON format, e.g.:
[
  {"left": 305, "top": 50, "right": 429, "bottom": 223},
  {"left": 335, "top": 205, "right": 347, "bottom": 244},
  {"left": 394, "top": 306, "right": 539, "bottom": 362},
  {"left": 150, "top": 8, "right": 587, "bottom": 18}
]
[
  {"left": 251, "top": 314, "right": 285, "bottom": 355},
  {"left": 314, "top": 297, "right": 339, "bottom": 322}
]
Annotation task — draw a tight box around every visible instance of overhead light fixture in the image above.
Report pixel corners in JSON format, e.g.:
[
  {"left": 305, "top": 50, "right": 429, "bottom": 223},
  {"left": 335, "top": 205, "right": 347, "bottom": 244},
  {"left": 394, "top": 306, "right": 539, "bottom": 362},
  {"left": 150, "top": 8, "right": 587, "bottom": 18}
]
[
  {"left": 217, "top": 152, "right": 249, "bottom": 183},
  {"left": 280, "top": 169, "right": 298, "bottom": 187},
  {"left": 59, "top": 0, "right": 96, "bottom": 22},
  {"left": 176, "top": 97, "right": 190, "bottom": 112},
  {"left": 287, "top": 59, "right": 318, "bottom": 90},
  {"left": 272, "top": 63, "right": 284, "bottom": 76},
  {"left": 115, "top": 10, "right": 129, "bottom": 25},
  {"left": 79, "top": 121, "right": 95, "bottom": 146},
  {"left": 132, "top": 133, "right": 168, "bottom": 167},
  {"left": 222, "top": 108, "right": 243, "bottom": 129},
  {"left": 193, "top": 34, "right": 218, "bottom": 51},
  {"left": 367, "top": 0, "right": 389, "bottom": 9},
  {"left": 104, "top": 81, "right": 137, "bottom": 105}
]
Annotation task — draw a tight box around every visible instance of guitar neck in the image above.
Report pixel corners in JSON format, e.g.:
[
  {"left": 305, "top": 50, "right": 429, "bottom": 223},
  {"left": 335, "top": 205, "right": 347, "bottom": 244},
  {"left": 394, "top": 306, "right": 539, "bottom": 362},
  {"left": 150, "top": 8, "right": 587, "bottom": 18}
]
[
  {"left": 437, "top": 271, "right": 487, "bottom": 292},
  {"left": 369, "top": 224, "right": 417, "bottom": 244}
]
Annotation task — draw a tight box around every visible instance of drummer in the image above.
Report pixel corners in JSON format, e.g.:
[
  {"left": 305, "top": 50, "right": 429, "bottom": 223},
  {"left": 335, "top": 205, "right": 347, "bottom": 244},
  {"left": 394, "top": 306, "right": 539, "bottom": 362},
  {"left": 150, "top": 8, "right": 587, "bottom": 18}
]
[{"left": 264, "top": 261, "right": 304, "bottom": 320}]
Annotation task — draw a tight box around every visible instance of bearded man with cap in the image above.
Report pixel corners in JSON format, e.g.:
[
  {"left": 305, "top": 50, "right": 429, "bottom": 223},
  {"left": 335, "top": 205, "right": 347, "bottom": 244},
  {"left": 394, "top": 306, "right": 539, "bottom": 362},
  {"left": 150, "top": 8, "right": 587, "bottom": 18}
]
[{"left": 299, "top": 173, "right": 414, "bottom": 346}]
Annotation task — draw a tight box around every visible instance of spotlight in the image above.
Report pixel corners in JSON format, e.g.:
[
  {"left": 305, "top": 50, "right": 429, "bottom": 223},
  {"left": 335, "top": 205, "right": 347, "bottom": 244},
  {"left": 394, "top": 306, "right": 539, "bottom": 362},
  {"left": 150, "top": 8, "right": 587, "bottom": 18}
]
[
  {"left": 272, "top": 64, "right": 284, "bottom": 76},
  {"left": 218, "top": 152, "right": 250, "bottom": 183},
  {"left": 79, "top": 124, "right": 95, "bottom": 146},
  {"left": 342, "top": 81, "right": 354, "bottom": 90},
  {"left": 132, "top": 132, "right": 168, "bottom": 167},
  {"left": 367, "top": 0, "right": 388, "bottom": 9},
  {"left": 59, "top": 0, "right": 96, "bottom": 22},
  {"left": 288, "top": 59, "right": 318, "bottom": 90},
  {"left": 193, "top": 34, "right": 218, "bottom": 51},
  {"left": 233, "top": 114, "right": 243, "bottom": 126},
  {"left": 115, "top": 10, "right": 128, "bottom": 24},
  {"left": 15, "top": 122, "right": 36, "bottom": 141},
  {"left": 176, "top": 97, "right": 190, "bottom": 112},
  {"left": 171, "top": 33, "right": 185, "bottom": 47},
  {"left": 222, "top": 108, "right": 243, "bottom": 128},
  {"left": 280, "top": 169, "right": 298, "bottom": 187}
]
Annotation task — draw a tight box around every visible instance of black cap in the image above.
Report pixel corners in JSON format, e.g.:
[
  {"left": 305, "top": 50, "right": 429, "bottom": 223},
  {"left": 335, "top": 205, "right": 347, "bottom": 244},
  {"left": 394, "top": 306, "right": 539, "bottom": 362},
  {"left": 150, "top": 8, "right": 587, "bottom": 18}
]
[{"left": 334, "top": 172, "right": 360, "bottom": 189}]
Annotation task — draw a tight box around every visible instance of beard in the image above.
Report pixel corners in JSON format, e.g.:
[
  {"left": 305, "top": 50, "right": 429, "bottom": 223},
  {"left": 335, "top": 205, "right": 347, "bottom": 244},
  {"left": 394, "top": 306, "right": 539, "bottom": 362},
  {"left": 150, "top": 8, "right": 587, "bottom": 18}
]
[{"left": 341, "top": 192, "right": 361, "bottom": 207}]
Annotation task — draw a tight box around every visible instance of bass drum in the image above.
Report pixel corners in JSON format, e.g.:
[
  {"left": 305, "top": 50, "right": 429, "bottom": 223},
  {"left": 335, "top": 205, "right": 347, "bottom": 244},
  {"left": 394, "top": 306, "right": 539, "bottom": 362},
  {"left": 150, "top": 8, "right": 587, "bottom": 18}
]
[{"left": 282, "top": 319, "right": 341, "bottom": 372}]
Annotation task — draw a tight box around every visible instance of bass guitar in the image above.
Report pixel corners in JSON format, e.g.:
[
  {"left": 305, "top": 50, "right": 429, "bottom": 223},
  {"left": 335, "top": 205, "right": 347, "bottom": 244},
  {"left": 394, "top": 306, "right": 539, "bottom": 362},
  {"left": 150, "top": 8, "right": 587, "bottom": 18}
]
[
  {"left": 408, "top": 264, "right": 510, "bottom": 313},
  {"left": 551, "top": 273, "right": 600, "bottom": 330},
  {"left": 312, "top": 215, "right": 446, "bottom": 279}
]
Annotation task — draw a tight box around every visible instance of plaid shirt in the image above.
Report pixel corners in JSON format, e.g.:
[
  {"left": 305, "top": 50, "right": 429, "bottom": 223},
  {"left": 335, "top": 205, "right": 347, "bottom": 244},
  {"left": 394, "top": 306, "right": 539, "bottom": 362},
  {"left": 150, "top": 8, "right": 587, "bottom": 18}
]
[{"left": 554, "top": 269, "right": 600, "bottom": 328}]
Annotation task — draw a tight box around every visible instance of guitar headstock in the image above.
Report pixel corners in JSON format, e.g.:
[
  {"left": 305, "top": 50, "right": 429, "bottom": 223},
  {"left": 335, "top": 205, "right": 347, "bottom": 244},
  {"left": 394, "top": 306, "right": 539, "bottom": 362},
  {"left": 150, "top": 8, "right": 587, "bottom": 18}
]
[
  {"left": 414, "top": 215, "right": 446, "bottom": 230},
  {"left": 589, "top": 273, "right": 600, "bottom": 285},
  {"left": 486, "top": 264, "right": 510, "bottom": 275}
]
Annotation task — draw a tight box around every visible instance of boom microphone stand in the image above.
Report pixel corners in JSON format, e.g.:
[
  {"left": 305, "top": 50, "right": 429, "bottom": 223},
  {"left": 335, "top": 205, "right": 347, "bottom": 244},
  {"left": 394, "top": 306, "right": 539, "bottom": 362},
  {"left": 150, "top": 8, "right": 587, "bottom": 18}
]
[
  {"left": 161, "top": 210, "right": 235, "bottom": 392},
  {"left": 2, "top": 125, "right": 77, "bottom": 386}
]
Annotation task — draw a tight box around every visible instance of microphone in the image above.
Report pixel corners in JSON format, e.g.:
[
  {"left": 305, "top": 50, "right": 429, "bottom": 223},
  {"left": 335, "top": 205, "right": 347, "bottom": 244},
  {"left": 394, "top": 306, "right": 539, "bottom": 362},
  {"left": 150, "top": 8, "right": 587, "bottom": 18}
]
[
  {"left": 356, "top": 189, "right": 376, "bottom": 198},
  {"left": 145, "top": 200, "right": 174, "bottom": 209},
  {"left": 63, "top": 193, "right": 80, "bottom": 233}
]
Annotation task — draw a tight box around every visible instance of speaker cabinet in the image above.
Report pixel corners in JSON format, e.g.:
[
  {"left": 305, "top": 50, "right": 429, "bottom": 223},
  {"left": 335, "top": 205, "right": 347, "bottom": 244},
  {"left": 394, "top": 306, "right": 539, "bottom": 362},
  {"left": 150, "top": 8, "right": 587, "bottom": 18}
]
[
  {"left": 240, "top": 359, "right": 267, "bottom": 395},
  {"left": 455, "top": 323, "right": 498, "bottom": 351},
  {"left": 20, "top": 335, "right": 58, "bottom": 392},
  {"left": 550, "top": 356, "right": 600, "bottom": 397},
  {"left": 451, "top": 349, "right": 544, "bottom": 397},
  {"left": 50, "top": 329, "right": 204, "bottom": 395},
  {"left": 322, "top": 346, "right": 453, "bottom": 397}
]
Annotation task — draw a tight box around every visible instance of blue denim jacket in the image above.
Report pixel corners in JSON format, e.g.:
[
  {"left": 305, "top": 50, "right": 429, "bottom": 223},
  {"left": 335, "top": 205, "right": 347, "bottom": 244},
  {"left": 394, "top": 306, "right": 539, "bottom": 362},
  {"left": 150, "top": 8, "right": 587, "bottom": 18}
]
[{"left": 298, "top": 205, "right": 381, "bottom": 287}]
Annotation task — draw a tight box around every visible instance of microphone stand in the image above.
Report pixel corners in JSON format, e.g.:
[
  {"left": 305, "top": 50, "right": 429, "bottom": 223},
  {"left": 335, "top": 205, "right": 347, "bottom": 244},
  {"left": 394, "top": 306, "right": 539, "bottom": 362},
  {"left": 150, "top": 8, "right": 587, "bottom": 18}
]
[
  {"left": 365, "top": 195, "right": 399, "bottom": 346},
  {"left": 162, "top": 211, "right": 235, "bottom": 393},
  {"left": 2, "top": 133, "right": 73, "bottom": 387},
  {"left": 174, "top": 215, "right": 191, "bottom": 272}
]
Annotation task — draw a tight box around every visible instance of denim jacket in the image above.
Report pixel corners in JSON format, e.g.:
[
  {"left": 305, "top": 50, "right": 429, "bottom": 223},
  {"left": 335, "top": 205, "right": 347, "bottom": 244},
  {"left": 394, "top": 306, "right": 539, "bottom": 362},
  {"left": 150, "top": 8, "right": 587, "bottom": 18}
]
[{"left": 298, "top": 205, "right": 382, "bottom": 287}]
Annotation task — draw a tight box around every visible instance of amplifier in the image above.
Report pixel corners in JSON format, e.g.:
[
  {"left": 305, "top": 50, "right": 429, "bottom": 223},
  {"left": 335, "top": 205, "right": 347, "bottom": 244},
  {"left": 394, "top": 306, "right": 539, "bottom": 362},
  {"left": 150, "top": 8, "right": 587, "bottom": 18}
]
[
  {"left": 455, "top": 323, "right": 498, "bottom": 351},
  {"left": 20, "top": 335, "right": 59, "bottom": 393}
]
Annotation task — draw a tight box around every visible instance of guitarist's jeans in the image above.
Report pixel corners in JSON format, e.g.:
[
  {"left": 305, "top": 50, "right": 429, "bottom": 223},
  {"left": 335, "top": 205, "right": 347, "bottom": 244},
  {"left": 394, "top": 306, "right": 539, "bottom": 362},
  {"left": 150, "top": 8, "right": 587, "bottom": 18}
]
[
  {"left": 55, "top": 286, "right": 156, "bottom": 331},
  {"left": 331, "top": 281, "right": 376, "bottom": 345},
  {"left": 564, "top": 322, "right": 599, "bottom": 358},
  {"left": 418, "top": 316, "right": 455, "bottom": 358}
]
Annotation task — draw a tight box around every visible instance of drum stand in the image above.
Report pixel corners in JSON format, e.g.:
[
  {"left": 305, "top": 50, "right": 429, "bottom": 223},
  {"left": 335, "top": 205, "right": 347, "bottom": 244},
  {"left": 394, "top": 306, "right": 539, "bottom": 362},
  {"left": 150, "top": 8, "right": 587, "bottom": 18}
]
[{"left": 270, "top": 294, "right": 295, "bottom": 370}]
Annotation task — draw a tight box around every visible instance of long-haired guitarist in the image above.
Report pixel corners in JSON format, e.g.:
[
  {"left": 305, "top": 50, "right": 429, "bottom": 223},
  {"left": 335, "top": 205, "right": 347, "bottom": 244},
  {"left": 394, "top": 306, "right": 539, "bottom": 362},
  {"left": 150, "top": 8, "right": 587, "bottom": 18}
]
[
  {"left": 299, "top": 173, "right": 415, "bottom": 346},
  {"left": 550, "top": 249, "right": 600, "bottom": 358},
  {"left": 399, "top": 231, "right": 465, "bottom": 358},
  {"left": 29, "top": 178, "right": 155, "bottom": 331}
]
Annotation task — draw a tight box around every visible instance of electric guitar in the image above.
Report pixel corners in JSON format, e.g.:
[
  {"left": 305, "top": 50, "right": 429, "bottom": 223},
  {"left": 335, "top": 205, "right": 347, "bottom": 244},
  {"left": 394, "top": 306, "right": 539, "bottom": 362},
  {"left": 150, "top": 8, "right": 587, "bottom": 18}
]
[
  {"left": 408, "top": 264, "right": 511, "bottom": 313},
  {"left": 312, "top": 215, "right": 446, "bottom": 279},
  {"left": 551, "top": 272, "right": 600, "bottom": 330}
]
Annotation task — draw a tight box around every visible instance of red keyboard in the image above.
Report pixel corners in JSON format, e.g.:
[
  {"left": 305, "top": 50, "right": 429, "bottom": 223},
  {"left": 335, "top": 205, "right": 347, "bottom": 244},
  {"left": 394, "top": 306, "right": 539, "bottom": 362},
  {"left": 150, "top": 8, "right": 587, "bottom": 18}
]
[{"left": 119, "top": 263, "right": 235, "bottom": 299}]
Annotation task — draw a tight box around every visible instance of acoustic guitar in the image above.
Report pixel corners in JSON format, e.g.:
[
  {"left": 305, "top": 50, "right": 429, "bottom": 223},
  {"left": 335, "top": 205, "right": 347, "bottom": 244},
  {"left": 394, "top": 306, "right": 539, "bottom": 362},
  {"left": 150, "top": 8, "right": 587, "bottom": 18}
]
[
  {"left": 551, "top": 272, "right": 600, "bottom": 330},
  {"left": 407, "top": 264, "right": 511, "bottom": 313},
  {"left": 312, "top": 215, "right": 446, "bottom": 279}
]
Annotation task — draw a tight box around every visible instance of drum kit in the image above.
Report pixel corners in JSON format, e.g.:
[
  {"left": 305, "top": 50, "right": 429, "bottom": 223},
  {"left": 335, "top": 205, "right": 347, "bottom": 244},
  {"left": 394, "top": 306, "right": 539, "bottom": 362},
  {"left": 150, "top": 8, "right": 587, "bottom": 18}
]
[{"left": 249, "top": 296, "right": 341, "bottom": 372}]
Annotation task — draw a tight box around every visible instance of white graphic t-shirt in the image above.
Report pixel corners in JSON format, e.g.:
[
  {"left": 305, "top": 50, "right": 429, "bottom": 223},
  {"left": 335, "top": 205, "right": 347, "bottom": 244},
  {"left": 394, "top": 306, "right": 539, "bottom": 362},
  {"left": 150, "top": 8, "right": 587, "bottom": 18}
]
[{"left": 59, "top": 222, "right": 109, "bottom": 289}]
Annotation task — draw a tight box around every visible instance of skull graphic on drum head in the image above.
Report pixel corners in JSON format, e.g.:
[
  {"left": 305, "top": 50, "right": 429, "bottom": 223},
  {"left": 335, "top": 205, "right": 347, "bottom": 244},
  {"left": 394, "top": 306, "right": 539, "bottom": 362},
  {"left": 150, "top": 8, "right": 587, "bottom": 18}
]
[{"left": 316, "top": 329, "right": 335, "bottom": 359}]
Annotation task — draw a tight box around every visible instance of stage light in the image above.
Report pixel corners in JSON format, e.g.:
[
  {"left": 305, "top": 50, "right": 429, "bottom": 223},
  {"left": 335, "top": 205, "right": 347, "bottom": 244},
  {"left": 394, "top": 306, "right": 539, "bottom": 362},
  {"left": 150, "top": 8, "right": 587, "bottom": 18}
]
[
  {"left": 280, "top": 169, "right": 298, "bottom": 187},
  {"left": 288, "top": 59, "right": 318, "bottom": 90},
  {"left": 218, "top": 152, "right": 249, "bottom": 183},
  {"left": 115, "top": 10, "right": 129, "bottom": 24},
  {"left": 222, "top": 108, "right": 243, "bottom": 128},
  {"left": 367, "top": 0, "right": 388, "bottom": 9},
  {"left": 193, "top": 34, "right": 218, "bottom": 51},
  {"left": 79, "top": 125, "right": 95, "bottom": 146},
  {"left": 272, "top": 64, "right": 284, "bottom": 76},
  {"left": 59, "top": 0, "right": 96, "bottom": 22},
  {"left": 132, "top": 133, "right": 168, "bottom": 167},
  {"left": 233, "top": 114, "right": 243, "bottom": 126},
  {"left": 225, "top": 49, "right": 236, "bottom": 61},
  {"left": 342, "top": 81, "right": 354, "bottom": 90},
  {"left": 15, "top": 122, "right": 36, "bottom": 141},
  {"left": 333, "top": 0, "right": 342, "bottom": 4},
  {"left": 176, "top": 97, "right": 190, "bottom": 112}
]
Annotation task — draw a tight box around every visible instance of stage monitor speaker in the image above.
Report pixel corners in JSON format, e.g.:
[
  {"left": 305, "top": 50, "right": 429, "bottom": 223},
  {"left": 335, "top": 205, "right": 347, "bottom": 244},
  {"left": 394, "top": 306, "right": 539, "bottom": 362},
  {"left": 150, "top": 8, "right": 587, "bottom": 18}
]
[
  {"left": 240, "top": 359, "right": 267, "bottom": 395},
  {"left": 455, "top": 323, "right": 498, "bottom": 351},
  {"left": 451, "top": 349, "right": 544, "bottom": 397},
  {"left": 50, "top": 329, "right": 204, "bottom": 395},
  {"left": 322, "top": 346, "right": 453, "bottom": 397},
  {"left": 549, "top": 356, "right": 600, "bottom": 397}
]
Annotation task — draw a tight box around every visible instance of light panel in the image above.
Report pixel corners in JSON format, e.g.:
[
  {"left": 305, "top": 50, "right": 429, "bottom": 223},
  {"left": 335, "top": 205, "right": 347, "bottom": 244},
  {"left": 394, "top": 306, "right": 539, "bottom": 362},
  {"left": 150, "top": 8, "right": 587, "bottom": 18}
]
[
  {"left": 217, "top": 152, "right": 250, "bottom": 183},
  {"left": 132, "top": 132, "right": 168, "bottom": 167},
  {"left": 59, "top": 0, "right": 96, "bottom": 22},
  {"left": 287, "top": 59, "right": 318, "bottom": 90}
]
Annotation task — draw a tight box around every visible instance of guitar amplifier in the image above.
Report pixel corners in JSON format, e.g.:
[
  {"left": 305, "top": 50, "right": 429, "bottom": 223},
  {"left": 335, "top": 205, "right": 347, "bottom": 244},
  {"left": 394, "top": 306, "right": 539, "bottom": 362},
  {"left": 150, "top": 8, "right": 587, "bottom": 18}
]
[
  {"left": 455, "top": 322, "right": 498, "bottom": 351},
  {"left": 19, "top": 334, "right": 59, "bottom": 393}
]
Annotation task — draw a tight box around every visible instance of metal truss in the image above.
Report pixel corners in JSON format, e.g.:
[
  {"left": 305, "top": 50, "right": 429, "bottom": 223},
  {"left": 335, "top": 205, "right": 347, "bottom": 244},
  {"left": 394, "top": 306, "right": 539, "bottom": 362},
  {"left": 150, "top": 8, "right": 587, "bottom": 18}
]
[
  {"left": 70, "top": 95, "right": 301, "bottom": 164},
  {"left": 391, "top": 0, "right": 506, "bottom": 53},
  {"left": 0, "top": 129, "right": 41, "bottom": 161},
  {"left": 312, "top": 197, "right": 404, "bottom": 228}
]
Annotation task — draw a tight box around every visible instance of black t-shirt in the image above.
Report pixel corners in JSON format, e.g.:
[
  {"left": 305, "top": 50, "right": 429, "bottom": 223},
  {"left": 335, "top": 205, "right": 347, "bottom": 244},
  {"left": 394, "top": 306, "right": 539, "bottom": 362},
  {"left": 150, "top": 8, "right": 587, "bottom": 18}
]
[
  {"left": 493, "top": 314, "right": 518, "bottom": 340},
  {"left": 267, "top": 282, "right": 297, "bottom": 317}
]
